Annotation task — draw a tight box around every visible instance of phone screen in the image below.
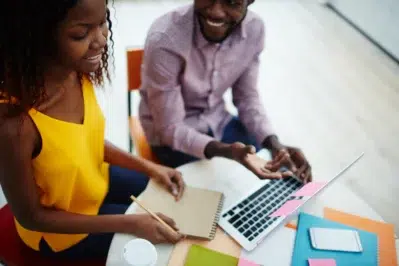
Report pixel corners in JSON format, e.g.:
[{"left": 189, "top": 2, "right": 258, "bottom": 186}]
[{"left": 309, "top": 227, "right": 363, "bottom": 253}]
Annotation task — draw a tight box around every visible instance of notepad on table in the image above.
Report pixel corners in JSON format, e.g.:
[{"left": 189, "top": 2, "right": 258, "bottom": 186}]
[
  {"left": 184, "top": 245, "right": 261, "bottom": 266},
  {"left": 139, "top": 180, "right": 224, "bottom": 240},
  {"left": 184, "top": 245, "right": 238, "bottom": 266}
]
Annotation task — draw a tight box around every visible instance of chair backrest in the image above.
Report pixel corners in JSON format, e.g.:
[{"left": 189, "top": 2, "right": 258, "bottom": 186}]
[
  {"left": 125, "top": 47, "right": 159, "bottom": 163},
  {"left": 129, "top": 116, "right": 159, "bottom": 162},
  {"left": 126, "top": 48, "right": 144, "bottom": 91}
]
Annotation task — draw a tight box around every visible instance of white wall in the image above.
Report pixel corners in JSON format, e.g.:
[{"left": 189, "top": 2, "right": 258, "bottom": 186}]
[{"left": 327, "top": 0, "right": 399, "bottom": 60}]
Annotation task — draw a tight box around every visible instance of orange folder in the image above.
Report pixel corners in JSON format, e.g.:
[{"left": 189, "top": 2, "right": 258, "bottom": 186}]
[{"left": 324, "top": 207, "right": 397, "bottom": 266}]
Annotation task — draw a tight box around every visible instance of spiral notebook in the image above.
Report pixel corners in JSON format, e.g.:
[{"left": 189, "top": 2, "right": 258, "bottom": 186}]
[{"left": 139, "top": 180, "right": 225, "bottom": 240}]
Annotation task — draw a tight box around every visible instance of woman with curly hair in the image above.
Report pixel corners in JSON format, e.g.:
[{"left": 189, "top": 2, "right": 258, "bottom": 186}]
[{"left": 0, "top": 0, "right": 184, "bottom": 260}]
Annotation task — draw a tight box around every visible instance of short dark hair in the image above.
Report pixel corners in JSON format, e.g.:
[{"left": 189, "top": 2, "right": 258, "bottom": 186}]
[{"left": 0, "top": 0, "right": 114, "bottom": 118}]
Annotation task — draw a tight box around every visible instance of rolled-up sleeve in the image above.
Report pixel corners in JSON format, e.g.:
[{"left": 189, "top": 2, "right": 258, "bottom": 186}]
[
  {"left": 231, "top": 23, "right": 276, "bottom": 145},
  {"left": 143, "top": 33, "right": 214, "bottom": 158}
]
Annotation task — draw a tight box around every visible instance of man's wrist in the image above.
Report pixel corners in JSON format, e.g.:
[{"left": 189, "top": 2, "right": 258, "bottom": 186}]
[
  {"left": 262, "top": 135, "right": 284, "bottom": 152},
  {"left": 204, "top": 141, "right": 232, "bottom": 159}
]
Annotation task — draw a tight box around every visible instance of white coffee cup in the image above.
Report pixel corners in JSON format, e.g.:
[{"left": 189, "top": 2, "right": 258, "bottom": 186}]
[{"left": 122, "top": 238, "right": 158, "bottom": 266}]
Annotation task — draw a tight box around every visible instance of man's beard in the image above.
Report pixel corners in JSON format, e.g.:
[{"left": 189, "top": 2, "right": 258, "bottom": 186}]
[{"left": 195, "top": 10, "right": 248, "bottom": 44}]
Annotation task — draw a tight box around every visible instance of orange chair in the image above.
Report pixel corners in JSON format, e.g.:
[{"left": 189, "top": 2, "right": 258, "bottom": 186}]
[{"left": 126, "top": 48, "right": 158, "bottom": 163}]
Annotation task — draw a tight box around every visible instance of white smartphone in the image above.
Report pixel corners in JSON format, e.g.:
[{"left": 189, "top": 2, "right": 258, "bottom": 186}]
[{"left": 309, "top": 227, "right": 363, "bottom": 253}]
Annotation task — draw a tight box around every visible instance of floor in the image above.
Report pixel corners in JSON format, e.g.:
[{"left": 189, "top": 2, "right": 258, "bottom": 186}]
[{"left": 1, "top": 0, "right": 398, "bottom": 235}]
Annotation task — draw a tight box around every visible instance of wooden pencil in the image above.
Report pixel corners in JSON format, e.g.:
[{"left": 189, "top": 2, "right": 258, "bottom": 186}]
[{"left": 130, "top": 195, "right": 178, "bottom": 235}]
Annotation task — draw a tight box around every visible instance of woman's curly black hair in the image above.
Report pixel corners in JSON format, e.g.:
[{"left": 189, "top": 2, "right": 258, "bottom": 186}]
[{"left": 0, "top": 0, "right": 114, "bottom": 118}]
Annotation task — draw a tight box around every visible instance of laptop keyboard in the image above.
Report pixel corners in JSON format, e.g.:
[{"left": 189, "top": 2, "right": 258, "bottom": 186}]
[{"left": 221, "top": 176, "right": 303, "bottom": 241}]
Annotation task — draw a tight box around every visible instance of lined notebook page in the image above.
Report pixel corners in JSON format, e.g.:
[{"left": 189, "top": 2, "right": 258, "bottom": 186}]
[{"left": 139, "top": 180, "right": 224, "bottom": 239}]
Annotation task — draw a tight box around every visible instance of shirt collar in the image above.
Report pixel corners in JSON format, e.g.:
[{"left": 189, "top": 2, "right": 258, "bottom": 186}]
[
  {"left": 239, "top": 13, "right": 249, "bottom": 39},
  {"left": 194, "top": 16, "right": 210, "bottom": 49}
]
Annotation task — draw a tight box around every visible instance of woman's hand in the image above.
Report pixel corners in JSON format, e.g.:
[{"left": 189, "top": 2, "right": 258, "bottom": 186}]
[
  {"left": 126, "top": 213, "right": 184, "bottom": 244},
  {"left": 148, "top": 164, "right": 186, "bottom": 201}
]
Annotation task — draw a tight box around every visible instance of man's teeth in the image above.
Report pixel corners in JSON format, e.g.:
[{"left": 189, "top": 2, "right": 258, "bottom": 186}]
[
  {"left": 207, "top": 20, "right": 224, "bottom": 27},
  {"left": 87, "top": 55, "right": 101, "bottom": 60}
]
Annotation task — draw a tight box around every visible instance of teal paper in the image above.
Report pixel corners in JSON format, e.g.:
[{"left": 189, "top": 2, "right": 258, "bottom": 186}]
[{"left": 291, "top": 213, "right": 378, "bottom": 266}]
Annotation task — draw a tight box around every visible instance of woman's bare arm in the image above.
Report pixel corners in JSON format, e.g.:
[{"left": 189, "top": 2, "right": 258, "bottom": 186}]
[{"left": 0, "top": 112, "right": 130, "bottom": 234}]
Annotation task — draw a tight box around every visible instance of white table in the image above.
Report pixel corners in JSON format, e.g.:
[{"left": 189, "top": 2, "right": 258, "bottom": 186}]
[{"left": 106, "top": 151, "right": 387, "bottom": 266}]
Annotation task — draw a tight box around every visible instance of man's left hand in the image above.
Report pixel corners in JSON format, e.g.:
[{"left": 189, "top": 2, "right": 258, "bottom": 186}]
[
  {"left": 268, "top": 146, "right": 312, "bottom": 183},
  {"left": 149, "top": 165, "right": 186, "bottom": 201}
]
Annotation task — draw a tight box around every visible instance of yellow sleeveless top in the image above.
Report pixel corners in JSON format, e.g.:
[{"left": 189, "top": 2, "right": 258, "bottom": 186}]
[{"left": 4, "top": 77, "right": 110, "bottom": 252}]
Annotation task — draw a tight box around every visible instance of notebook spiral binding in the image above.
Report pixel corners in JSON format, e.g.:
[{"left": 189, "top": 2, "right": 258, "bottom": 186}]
[{"left": 209, "top": 194, "right": 225, "bottom": 239}]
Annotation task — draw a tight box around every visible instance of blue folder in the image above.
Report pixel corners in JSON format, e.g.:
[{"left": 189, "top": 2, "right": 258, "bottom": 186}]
[{"left": 291, "top": 213, "right": 378, "bottom": 266}]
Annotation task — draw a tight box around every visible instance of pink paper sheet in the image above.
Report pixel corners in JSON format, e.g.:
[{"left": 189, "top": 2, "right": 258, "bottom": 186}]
[
  {"left": 293, "top": 182, "right": 327, "bottom": 197},
  {"left": 308, "top": 258, "right": 337, "bottom": 266},
  {"left": 270, "top": 200, "right": 303, "bottom": 217},
  {"left": 238, "top": 258, "right": 259, "bottom": 266}
]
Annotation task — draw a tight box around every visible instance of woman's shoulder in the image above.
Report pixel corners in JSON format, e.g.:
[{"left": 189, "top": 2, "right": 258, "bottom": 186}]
[{"left": 0, "top": 105, "right": 38, "bottom": 151}]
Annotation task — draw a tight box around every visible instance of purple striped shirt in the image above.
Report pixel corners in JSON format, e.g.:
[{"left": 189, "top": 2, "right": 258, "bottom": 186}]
[{"left": 139, "top": 4, "right": 275, "bottom": 159}]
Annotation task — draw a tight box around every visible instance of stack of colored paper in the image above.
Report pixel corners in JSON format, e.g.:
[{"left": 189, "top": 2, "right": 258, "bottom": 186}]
[
  {"left": 324, "top": 207, "right": 398, "bottom": 266},
  {"left": 291, "top": 213, "right": 379, "bottom": 266}
]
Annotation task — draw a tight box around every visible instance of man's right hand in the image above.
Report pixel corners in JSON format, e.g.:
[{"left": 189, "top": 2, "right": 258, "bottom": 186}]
[
  {"left": 229, "top": 142, "right": 293, "bottom": 180},
  {"left": 205, "top": 141, "right": 292, "bottom": 180},
  {"left": 127, "top": 213, "right": 184, "bottom": 244}
]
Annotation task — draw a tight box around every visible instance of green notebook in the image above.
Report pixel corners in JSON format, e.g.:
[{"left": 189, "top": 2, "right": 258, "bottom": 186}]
[{"left": 184, "top": 245, "right": 239, "bottom": 266}]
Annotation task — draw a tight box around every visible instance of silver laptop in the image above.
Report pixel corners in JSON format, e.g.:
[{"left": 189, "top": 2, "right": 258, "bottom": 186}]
[{"left": 218, "top": 153, "right": 364, "bottom": 251}]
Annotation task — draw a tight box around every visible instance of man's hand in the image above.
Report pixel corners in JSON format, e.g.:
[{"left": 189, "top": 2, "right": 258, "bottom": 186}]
[
  {"left": 148, "top": 164, "right": 185, "bottom": 201},
  {"left": 269, "top": 147, "right": 312, "bottom": 183},
  {"left": 263, "top": 135, "right": 312, "bottom": 183},
  {"left": 230, "top": 142, "right": 293, "bottom": 180}
]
